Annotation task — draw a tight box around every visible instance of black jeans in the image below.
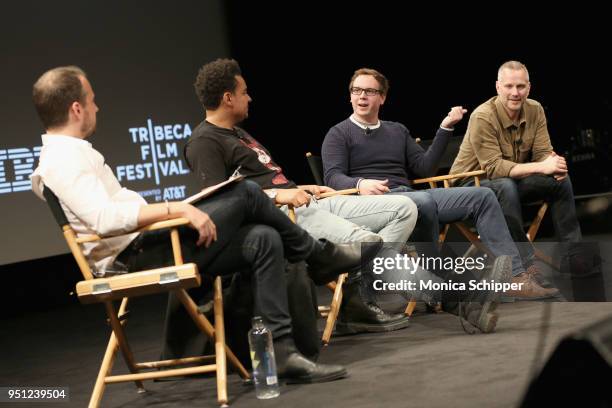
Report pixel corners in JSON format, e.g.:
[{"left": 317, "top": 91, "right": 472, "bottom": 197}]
[{"left": 119, "top": 180, "right": 317, "bottom": 339}]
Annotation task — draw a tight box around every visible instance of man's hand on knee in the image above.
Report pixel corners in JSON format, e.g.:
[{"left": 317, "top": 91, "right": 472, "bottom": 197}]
[{"left": 184, "top": 205, "right": 217, "bottom": 247}]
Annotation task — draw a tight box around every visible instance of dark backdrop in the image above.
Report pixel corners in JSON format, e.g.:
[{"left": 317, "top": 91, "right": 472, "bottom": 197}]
[{"left": 224, "top": 3, "right": 612, "bottom": 195}]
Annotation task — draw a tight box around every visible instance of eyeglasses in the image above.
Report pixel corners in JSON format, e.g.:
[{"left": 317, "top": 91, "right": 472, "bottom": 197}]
[{"left": 350, "top": 87, "right": 382, "bottom": 96}]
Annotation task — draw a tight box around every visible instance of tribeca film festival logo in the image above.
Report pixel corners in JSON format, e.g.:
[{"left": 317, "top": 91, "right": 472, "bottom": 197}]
[
  {"left": 0, "top": 119, "right": 191, "bottom": 200},
  {"left": 117, "top": 119, "right": 192, "bottom": 202}
]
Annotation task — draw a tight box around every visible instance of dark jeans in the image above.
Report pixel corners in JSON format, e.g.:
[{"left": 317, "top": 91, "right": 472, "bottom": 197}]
[
  {"left": 119, "top": 180, "right": 317, "bottom": 339},
  {"left": 463, "top": 175, "right": 582, "bottom": 267},
  {"left": 470, "top": 175, "right": 582, "bottom": 244},
  {"left": 388, "top": 185, "right": 525, "bottom": 276}
]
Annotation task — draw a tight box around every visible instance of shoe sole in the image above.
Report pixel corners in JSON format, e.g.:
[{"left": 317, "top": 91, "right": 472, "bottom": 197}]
[
  {"left": 477, "top": 312, "right": 498, "bottom": 333},
  {"left": 334, "top": 316, "right": 411, "bottom": 335},
  {"left": 484, "top": 255, "right": 512, "bottom": 309},
  {"left": 284, "top": 368, "right": 349, "bottom": 384},
  {"left": 511, "top": 291, "right": 561, "bottom": 301},
  {"left": 470, "top": 256, "right": 511, "bottom": 332}
]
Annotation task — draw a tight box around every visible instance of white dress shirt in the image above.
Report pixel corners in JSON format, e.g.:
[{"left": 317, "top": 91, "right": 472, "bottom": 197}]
[{"left": 31, "top": 134, "right": 146, "bottom": 276}]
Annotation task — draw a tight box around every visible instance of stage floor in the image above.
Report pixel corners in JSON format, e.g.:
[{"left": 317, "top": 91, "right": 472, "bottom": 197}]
[{"left": 2, "top": 293, "right": 612, "bottom": 407}]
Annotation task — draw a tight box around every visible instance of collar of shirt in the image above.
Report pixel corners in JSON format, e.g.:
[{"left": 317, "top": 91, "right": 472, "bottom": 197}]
[
  {"left": 349, "top": 114, "right": 381, "bottom": 131},
  {"left": 41, "top": 133, "right": 91, "bottom": 148},
  {"left": 204, "top": 120, "right": 242, "bottom": 138},
  {"left": 494, "top": 97, "right": 527, "bottom": 129}
]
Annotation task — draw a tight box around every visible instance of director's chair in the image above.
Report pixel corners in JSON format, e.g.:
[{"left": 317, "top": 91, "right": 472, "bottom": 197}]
[{"left": 42, "top": 186, "right": 249, "bottom": 408}]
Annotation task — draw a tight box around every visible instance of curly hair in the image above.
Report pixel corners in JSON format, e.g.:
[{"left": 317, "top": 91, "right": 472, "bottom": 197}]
[
  {"left": 194, "top": 58, "right": 242, "bottom": 110},
  {"left": 32, "top": 66, "right": 87, "bottom": 129}
]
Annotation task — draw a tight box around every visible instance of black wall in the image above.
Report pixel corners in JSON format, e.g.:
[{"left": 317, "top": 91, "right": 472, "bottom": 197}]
[{"left": 224, "top": 3, "right": 612, "bottom": 194}]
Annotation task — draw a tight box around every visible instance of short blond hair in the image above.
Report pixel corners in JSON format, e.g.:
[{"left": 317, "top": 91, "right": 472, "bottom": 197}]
[{"left": 497, "top": 60, "right": 530, "bottom": 81}]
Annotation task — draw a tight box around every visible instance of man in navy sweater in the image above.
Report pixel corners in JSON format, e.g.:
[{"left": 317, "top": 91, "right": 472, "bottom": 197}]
[{"left": 322, "top": 67, "right": 557, "bottom": 300}]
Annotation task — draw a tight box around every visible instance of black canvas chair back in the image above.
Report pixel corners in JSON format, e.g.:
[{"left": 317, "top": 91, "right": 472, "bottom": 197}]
[
  {"left": 306, "top": 152, "right": 324, "bottom": 185},
  {"left": 42, "top": 186, "right": 69, "bottom": 228}
]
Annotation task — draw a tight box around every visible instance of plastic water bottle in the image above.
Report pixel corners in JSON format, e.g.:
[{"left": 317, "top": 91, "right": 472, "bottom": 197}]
[{"left": 248, "top": 316, "right": 280, "bottom": 399}]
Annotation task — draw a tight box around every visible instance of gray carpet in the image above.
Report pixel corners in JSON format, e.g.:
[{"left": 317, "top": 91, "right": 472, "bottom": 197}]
[{"left": 2, "top": 297, "right": 612, "bottom": 408}]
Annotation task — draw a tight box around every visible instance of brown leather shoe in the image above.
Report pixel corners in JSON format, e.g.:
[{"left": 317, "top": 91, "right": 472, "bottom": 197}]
[
  {"left": 525, "top": 264, "right": 554, "bottom": 288},
  {"left": 506, "top": 272, "right": 559, "bottom": 300}
]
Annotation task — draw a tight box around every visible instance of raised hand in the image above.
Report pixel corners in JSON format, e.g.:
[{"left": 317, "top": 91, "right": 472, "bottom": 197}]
[{"left": 440, "top": 106, "right": 468, "bottom": 129}]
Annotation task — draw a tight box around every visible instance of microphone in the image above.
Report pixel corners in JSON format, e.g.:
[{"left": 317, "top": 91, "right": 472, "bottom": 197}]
[{"left": 364, "top": 127, "right": 371, "bottom": 135}]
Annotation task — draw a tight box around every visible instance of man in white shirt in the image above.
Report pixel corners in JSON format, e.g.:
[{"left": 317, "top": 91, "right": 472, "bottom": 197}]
[{"left": 30, "top": 65, "right": 365, "bottom": 383}]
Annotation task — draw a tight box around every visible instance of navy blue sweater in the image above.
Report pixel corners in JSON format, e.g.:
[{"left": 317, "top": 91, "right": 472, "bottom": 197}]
[{"left": 322, "top": 118, "right": 453, "bottom": 189}]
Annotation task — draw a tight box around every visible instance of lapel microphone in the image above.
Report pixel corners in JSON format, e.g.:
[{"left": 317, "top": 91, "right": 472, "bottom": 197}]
[{"left": 364, "top": 127, "right": 371, "bottom": 135}]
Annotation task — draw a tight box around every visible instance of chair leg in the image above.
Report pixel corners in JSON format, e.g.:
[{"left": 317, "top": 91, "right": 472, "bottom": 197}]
[
  {"left": 439, "top": 224, "right": 450, "bottom": 243},
  {"left": 527, "top": 202, "right": 548, "bottom": 241},
  {"left": 174, "top": 289, "right": 250, "bottom": 380},
  {"left": 534, "top": 247, "right": 561, "bottom": 270},
  {"left": 404, "top": 299, "right": 417, "bottom": 316},
  {"left": 402, "top": 249, "right": 419, "bottom": 317},
  {"left": 213, "top": 277, "right": 228, "bottom": 407},
  {"left": 103, "top": 300, "right": 145, "bottom": 392},
  {"left": 88, "top": 297, "right": 130, "bottom": 408},
  {"left": 322, "top": 273, "right": 346, "bottom": 346},
  {"left": 523, "top": 203, "right": 559, "bottom": 269},
  {"left": 453, "top": 223, "right": 495, "bottom": 257}
]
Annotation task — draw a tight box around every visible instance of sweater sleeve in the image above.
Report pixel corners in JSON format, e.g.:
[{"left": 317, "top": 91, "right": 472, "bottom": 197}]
[
  {"left": 322, "top": 126, "right": 361, "bottom": 189},
  {"left": 405, "top": 126, "right": 452, "bottom": 178},
  {"left": 184, "top": 136, "right": 230, "bottom": 188}
]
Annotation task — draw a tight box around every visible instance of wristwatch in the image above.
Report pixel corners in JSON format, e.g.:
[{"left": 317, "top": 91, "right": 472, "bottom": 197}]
[{"left": 265, "top": 188, "right": 278, "bottom": 202}]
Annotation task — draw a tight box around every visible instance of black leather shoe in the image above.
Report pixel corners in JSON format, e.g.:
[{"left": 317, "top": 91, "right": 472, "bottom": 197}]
[
  {"left": 278, "top": 352, "right": 347, "bottom": 384},
  {"left": 307, "top": 238, "right": 381, "bottom": 285},
  {"left": 275, "top": 336, "right": 347, "bottom": 384},
  {"left": 336, "top": 281, "right": 411, "bottom": 334}
]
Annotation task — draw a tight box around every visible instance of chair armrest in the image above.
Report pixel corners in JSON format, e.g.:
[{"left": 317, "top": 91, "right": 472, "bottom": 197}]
[
  {"left": 76, "top": 263, "right": 200, "bottom": 303},
  {"left": 75, "top": 218, "right": 191, "bottom": 244},
  {"left": 277, "top": 188, "right": 357, "bottom": 224},
  {"left": 318, "top": 188, "right": 358, "bottom": 198},
  {"left": 411, "top": 170, "right": 485, "bottom": 185}
]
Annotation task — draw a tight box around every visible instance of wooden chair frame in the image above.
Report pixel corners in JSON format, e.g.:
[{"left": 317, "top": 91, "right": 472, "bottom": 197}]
[
  {"left": 43, "top": 187, "right": 249, "bottom": 408},
  {"left": 284, "top": 189, "right": 355, "bottom": 346},
  {"left": 411, "top": 171, "right": 556, "bottom": 269},
  {"left": 305, "top": 153, "right": 417, "bottom": 342}
]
